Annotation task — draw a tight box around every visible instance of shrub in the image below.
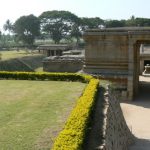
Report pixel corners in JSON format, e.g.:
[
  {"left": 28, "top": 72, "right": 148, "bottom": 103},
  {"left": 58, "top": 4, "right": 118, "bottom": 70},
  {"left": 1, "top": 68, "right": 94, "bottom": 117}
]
[
  {"left": 0, "top": 71, "right": 92, "bottom": 83},
  {"left": 0, "top": 71, "right": 99, "bottom": 149},
  {"left": 52, "top": 79, "right": 99, "bottom": 150}
]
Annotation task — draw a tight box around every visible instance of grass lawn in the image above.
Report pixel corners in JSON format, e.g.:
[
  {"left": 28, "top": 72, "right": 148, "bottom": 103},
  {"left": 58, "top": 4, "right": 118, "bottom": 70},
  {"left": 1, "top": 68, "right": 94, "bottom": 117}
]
[
  {"left": 0, "top": 50, "right": 45, "bottom": 72},
  {"left": 0, "top": 50, "right": 43, "bottom": 61},
  {"left": 0, "top": 80, "right": 86, "bottom": 150}
]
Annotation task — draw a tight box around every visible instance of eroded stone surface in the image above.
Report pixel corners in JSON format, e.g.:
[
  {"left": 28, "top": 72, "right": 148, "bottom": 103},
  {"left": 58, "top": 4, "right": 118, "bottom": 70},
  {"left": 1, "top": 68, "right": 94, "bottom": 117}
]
[
  {"left": 83, "top": 27, "right": 150, "bottom": 100},
  {"left": 99, "top": 87, "right": 134, "bottom": 150}
]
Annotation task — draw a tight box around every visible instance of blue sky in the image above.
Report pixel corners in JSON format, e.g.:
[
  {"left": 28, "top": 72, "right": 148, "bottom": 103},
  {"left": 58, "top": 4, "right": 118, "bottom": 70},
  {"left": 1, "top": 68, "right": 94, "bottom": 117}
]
[{"left": 0, "top": 0, "right": 150, "bottom": 31}]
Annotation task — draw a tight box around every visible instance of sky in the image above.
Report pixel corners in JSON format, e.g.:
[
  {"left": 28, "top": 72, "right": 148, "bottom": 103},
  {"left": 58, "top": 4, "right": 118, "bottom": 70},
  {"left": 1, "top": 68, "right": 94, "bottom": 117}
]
[{"left": 0, "top": 0, "right": 150, "bottom": 32}]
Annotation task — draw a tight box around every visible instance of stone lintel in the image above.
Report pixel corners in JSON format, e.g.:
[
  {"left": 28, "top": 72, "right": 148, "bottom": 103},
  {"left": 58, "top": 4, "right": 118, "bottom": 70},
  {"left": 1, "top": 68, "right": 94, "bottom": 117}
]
[
  {"left": 37, "top": 44, "right": 70, "bottom": 51},
  {"left": 84, "top": 27, "right": 150, "bottom": 36}
]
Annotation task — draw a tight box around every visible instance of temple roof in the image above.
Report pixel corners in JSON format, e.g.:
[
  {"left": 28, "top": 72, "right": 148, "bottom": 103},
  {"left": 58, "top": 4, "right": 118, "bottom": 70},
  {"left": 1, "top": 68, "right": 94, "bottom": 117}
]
[{"left": 37, "top": 44, "right": 71, "bottom": 50}]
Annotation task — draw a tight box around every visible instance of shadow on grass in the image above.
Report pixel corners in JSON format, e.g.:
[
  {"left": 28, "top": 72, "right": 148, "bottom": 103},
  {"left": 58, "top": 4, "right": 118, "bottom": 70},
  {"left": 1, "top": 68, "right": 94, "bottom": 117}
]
[{"left": 0, "top": 55, "right": 45, "bottom": 72}]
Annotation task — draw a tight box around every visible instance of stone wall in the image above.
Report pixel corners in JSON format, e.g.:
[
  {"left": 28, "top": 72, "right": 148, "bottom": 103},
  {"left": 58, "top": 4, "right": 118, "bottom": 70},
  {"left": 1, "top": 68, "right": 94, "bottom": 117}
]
[
  {"left": 83, "top": 27, "right": 150, "bottom": 100},
  {"left": 100, "top": 86, "right": 134, "bottom": 150},
  {"left": 43, "top": 56, "right": 83, "bottom": 72}
]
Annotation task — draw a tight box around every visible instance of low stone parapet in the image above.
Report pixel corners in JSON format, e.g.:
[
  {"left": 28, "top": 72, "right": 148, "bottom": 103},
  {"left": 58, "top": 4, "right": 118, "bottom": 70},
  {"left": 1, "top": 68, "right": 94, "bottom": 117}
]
[{"left": 43, "top": 56, "right": 83, "bottom": 72}]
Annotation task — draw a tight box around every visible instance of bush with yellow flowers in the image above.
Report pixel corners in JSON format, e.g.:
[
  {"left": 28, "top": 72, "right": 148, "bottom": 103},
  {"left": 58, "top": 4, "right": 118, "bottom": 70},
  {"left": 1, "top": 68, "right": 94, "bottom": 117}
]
[
  {"left": 0, "top": 71, "right": 99, "bottom": 150},
  {"left": 52, "top": 78, "right": 99, "bottom": 150}
]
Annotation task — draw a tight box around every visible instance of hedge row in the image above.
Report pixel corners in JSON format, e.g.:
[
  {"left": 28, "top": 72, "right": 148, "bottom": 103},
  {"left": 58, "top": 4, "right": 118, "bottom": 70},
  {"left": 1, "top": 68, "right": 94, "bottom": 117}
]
[
  {"left": 52, "top": 78, "right": 99, "bottom": 150},
  {"left": 0, "top": 71, "right": 92, "bottom": 83},
  {"left": 0, "top": 71, "right": 99, "bottom": 149}
]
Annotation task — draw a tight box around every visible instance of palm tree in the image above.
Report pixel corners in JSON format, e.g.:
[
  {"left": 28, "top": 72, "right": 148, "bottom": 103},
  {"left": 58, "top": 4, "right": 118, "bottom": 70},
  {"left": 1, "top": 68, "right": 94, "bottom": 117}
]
[
  {"left": 0, "top": 30, "right": 1, "bottom": 39},
  {"left": 3, "top": 19, "right": 13, "bottom": 34}
]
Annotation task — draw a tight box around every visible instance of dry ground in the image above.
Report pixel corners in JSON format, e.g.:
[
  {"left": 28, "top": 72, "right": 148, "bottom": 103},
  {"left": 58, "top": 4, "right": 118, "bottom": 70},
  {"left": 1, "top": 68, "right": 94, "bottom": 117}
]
[{"left": 121, "top": 76, "right": 150, "bottom": 150}]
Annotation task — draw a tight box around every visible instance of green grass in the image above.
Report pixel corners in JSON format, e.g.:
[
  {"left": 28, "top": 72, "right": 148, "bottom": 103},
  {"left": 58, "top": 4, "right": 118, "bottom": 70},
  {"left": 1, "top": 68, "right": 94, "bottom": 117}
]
[
  {"left": 0, "top": 80, "right": 86, "bottom": 150},
  {"left": 0, "top": 50, "right": 45, "bottom": 72},
  {"left": 0, "top": 50, "right": 43, "bottom": 61}
]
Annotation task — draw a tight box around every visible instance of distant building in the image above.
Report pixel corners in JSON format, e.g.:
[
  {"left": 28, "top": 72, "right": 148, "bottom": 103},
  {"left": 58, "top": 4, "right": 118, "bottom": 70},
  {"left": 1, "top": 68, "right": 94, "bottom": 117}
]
[
  {"left": 37, "top": 45, "right": 71, "bottom": 56},
  {"left": 40, "top": 44, "right": 84, "bottom": 73}
]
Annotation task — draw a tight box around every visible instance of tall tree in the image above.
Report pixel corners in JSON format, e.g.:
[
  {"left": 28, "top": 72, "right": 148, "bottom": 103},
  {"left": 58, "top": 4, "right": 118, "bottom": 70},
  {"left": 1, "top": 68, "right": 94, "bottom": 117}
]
[
  {"left": 14, "top": 14, "right": 40, "bottom": 46},
  {"left": 71, "top": 24, "right": 82, "bottom": 45},
  {"left": 3, "top": 19, "right": 14, "bottom": 34},
  {"left": 39, "top": 10, "right": 80, "bottom": 44},
  {"left": 105, "top": 19, "right": 126, "bottom": 27},
  {"left": 81, "top": 17, "right": 104, "bottom": 30},
  {"left": 126, "top": 15, "right": 137, "bottom": 26},
  {"left": 0, "top": 31, "right": 1, "bottom": 40}
]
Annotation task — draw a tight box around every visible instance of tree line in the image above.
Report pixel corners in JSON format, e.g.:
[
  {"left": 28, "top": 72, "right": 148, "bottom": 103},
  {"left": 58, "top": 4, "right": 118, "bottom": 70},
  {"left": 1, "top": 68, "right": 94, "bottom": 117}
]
[{"left": 1, "top": 10, "right": 150, "bottom": 48}]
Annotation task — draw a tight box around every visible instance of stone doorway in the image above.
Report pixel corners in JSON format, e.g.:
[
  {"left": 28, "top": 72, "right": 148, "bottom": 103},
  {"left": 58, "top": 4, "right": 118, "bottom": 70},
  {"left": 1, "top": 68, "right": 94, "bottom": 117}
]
[
  {"left": 144, "top": 60, "right": 150, "bottom": 66},
  {"left": 133, "top": 41, "right": 150, "bottom": 99},
  {"left": 83, "top": 27, "right": 150, "bottom": 101}
]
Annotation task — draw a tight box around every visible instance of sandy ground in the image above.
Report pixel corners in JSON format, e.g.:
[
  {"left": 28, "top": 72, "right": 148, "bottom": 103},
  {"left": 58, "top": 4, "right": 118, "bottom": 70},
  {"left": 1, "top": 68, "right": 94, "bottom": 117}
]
[{"left": 121, "top": 76, "right": 150, "bottom": 150}]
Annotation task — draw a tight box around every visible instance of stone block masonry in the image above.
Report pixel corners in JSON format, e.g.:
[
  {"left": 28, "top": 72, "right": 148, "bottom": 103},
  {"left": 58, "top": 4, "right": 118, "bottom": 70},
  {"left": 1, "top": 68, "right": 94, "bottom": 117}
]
[
  {"left": 100, "top": 86, "right": 134, "bottom": 150},
  {"left": 83, "top": 27, "right": 150, "bottom": 100},
  {"left": 42, "top": 56, "right": 83, "bottom": 72}
]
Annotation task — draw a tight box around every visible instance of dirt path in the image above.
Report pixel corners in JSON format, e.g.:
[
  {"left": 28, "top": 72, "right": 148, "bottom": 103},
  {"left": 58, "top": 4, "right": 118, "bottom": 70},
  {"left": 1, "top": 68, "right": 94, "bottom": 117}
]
[{"left": 121, "top": 76, "right": 150, "bottom": 150}]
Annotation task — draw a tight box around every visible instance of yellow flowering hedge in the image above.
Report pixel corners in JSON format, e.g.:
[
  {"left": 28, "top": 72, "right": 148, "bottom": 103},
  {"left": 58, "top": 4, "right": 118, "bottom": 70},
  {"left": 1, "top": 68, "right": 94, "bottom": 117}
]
[
  {"left": 0, "top": 71, "right": 99, "bottom": 149},
  {"left": 52, "top": 78, "right": 99, "bottom": 150}
]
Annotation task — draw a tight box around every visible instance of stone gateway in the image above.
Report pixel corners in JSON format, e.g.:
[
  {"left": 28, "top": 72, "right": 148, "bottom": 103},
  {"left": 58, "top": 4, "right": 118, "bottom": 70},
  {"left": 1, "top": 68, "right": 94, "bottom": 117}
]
[{"left": 83, "top": 27, "right": 150, "bottom": 100}]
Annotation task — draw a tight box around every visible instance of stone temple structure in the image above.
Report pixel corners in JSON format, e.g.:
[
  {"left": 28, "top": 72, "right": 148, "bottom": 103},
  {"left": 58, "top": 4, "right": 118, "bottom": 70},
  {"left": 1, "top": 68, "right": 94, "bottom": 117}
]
[
  {"left": 83, "top": 27, "right": 150, "bottom": 100},
  {"left": 40, "top": 45, "right": 84, "bottom": 73},
  {"left": 37, "top": 45, "right": 70, "bottom": 56}
]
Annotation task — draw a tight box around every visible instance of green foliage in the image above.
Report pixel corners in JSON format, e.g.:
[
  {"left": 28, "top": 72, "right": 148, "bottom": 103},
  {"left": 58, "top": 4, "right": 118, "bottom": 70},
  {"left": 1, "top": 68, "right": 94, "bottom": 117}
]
[
  {"left": 105, "top": 19, "right": 126, "bottom": 27},
  {"left": 125, "top": 15, "right": 137, "bottom": 26},
  {"left": 126, "top": 16, "right": 150, "bottom": 27},
  {"left": 81, "top": 17, "right": 104, "bottom": 29},
  {"left": 3, "top": 19, "right": 14, "bottom": 34},
  {"left": 0, "top": 31, "right": 1, "bottom": 39},
  {"left": 0, "top": 71, "right": 92, "bottom": 83},
  {"left": 0, "top": 34, "right": 17, "bottom": 48},
  {"left": 0, "top": 34, "right": 7, "bottom": 48},
  {"left": 0, "top": 80, "right": 86, "bottom": 149},
  {"left": 52, "top": 78, "right": 99, "bottom": 150},
  {"left": 14, "top": 15, "right": 40, "bottom": 46},
  {"left": 2, "top": 12, "right": 150, "bottom": 48},
  {"left": 135, "top": 18, "right": 150, "bottom": 26},
  {"left": 0, "top": 71, "right": 99, "bottom": 149},
  {"left": 39, "top": 10, "right": 80, "bottom": 44},
  {"left": 0, "top": 50, "right": 45, "bottom": 72},
  {"left": 1, "top": 11, "right": 150, "bottom": 49},
  {"left": 71, "top": 24, "right": 82, "bottom": 45}
]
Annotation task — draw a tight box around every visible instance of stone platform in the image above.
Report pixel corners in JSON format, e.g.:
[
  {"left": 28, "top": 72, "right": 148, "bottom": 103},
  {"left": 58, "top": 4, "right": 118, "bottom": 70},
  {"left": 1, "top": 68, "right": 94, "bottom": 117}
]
[{"left": 43, "top": 56, "right": 83, "bottom": 72}]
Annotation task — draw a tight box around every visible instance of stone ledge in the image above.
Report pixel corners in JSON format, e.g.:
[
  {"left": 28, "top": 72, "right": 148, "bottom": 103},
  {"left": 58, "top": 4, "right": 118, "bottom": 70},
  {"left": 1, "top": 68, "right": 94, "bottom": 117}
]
[{"left": 84, "top": 27, "right": 150, "bottom": 36}]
